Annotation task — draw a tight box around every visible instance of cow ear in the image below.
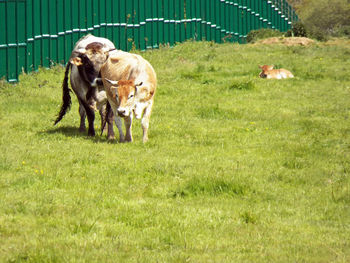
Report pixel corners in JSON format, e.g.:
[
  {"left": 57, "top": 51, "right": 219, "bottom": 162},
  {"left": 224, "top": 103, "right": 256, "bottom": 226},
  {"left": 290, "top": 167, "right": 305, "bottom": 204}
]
[
  {"left": 105, "top": 78, "right": 119, "bottom": 86},
  {"left": 258, "top": 65, "right": 262, "bottom": 69},
  {"left": 71, "top": 57, "right": 83, "bottom": 66}
]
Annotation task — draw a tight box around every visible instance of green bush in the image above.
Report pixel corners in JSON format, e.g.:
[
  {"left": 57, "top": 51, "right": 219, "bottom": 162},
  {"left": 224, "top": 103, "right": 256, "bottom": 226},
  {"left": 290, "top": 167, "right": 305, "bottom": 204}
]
[
  {"left": 246, "top": 28, "right": 284, "bottom": 43},
  {"left": 294, "top": 22, "right": 308, "bottom": 37},
  {"left": 285, "top": 21, "right": 329, "bottom": 41},
  {"left": 285, "top": 21, "right": 308, "bottom": 37},
  {"left": 334, "top": 25, "right": 350, "bottom": 38},
  {"left": 309, "top": 27, "right": 330, "bottom": 42},
  {"left": 293, "top": 0, "right": 350, "bottom": 39}
]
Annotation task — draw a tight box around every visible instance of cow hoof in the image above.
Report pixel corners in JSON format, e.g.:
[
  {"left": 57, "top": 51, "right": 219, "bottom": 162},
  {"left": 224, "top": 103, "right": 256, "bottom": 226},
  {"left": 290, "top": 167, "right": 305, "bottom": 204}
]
[{"left": 125, "top": 136, "right": 133, "bottom": 142}]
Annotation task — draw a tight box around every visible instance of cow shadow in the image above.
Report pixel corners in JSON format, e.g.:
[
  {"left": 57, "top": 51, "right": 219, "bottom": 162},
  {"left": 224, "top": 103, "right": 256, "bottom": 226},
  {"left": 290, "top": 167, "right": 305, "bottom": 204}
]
[{"left": 42, "top": 126, "right": 117, "bottom": 144}]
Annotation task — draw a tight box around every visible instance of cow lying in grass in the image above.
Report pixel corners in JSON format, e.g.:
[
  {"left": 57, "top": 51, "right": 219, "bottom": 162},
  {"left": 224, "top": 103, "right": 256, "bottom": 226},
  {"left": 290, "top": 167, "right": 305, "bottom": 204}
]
[
  {"left": 259, "top": 65, "right": 294, "bottom": 79},
  {"left": 54, "top": 34, "right": 115, "bottom": 139},
  {"left": 100, "top": 50, "right": 157, "bottom": 143}
]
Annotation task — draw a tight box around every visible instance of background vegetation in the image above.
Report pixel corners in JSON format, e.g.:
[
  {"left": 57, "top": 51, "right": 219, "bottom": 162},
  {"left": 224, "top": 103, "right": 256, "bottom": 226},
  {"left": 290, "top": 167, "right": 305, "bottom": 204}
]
[
  {"left": 1, "top": 39, "right": 350, "bottom": 262},
  {"left": 288, "top": 0, "right": 350, "bottom": 40}
]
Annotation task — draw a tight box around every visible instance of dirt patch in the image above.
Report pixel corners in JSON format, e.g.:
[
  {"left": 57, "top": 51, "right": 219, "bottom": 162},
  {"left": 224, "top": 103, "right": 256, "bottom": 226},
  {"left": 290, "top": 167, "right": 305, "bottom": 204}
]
[{"left": 256, "top": 37, "right": 315, "bottom": 46}]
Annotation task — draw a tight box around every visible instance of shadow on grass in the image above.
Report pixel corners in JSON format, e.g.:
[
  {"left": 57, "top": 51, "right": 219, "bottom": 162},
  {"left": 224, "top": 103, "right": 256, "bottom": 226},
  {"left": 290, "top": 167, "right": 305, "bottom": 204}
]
[{"left": 41, "top": 126, "right": 118, "bottom": 144}]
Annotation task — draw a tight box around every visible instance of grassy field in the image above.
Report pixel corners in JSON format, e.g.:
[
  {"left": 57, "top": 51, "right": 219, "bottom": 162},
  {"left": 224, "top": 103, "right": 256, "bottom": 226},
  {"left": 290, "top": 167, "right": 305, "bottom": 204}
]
[{"left": 1, "top": 39, "right": 350, "bottom": 262}]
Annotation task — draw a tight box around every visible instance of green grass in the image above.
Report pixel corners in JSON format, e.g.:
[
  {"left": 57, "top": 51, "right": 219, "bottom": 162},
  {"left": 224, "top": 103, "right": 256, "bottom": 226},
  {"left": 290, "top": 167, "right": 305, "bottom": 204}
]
[{"left": 1, "top": 40, "right": 350, "bottom": 262}]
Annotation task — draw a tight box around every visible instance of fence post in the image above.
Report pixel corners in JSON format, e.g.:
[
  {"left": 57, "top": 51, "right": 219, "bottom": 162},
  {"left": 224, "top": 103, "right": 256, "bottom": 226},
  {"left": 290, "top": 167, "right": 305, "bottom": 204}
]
[{"left": 139, "top": 0, "right": 146, "bottom": 50}]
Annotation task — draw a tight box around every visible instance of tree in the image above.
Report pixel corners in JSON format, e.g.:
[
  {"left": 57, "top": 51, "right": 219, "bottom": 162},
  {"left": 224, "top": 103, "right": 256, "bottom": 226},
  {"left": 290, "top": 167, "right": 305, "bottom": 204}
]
[{"left": 288, "top": 0, "right": 350, "bottom": 38}]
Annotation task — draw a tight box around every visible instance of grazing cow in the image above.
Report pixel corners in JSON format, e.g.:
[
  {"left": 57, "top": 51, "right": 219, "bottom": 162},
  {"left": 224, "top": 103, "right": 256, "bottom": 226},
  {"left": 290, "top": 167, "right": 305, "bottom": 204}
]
[
  {"left": 54, "top": 34, "right": 115, "bottom": 138},
  {"left": 100, "top": 50, "right": 157, "bottom": 143},
  {"left": 259, "top": 65, "right": 294, "bottom": 79}
]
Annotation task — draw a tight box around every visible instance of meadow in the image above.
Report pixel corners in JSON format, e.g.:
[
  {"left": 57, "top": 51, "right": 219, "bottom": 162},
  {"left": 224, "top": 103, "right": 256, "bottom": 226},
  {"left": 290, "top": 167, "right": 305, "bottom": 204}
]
[{"left": 0, "top": 39, "right": 349, "bottom": 262}]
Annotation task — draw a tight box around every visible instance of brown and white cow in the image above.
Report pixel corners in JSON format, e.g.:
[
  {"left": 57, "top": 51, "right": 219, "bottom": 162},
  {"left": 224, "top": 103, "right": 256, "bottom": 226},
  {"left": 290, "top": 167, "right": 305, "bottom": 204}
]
[
  {"left": 259, "top": 65, "right": 294, "bottom": 79},
  {"left": 54, "top": 34, "right": 115, "bottom": 138},
  {"left": 100, "top": 50, "right": 157, "bottom": 143}
]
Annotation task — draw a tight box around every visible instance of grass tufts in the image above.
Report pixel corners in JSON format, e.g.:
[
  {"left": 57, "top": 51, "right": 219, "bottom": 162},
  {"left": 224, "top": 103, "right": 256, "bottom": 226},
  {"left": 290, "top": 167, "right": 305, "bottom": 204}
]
[
  {"left": 1, "top": 40, "right": 350, "bottom": 262},
  {"left": 171, "top": 177, "right": 249, "bottom": 198},
  {"left": 240, "top": 211, "right": 258, "bottom": 224},
  {"left": 228, "top": 80, "right": 255, "bottom": 90}
]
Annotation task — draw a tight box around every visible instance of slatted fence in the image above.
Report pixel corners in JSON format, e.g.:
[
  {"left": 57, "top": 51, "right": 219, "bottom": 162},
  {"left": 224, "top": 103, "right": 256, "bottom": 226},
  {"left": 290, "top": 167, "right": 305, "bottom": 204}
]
[{"left": 0, "top": 0, "right": 298, "bottom": 82}]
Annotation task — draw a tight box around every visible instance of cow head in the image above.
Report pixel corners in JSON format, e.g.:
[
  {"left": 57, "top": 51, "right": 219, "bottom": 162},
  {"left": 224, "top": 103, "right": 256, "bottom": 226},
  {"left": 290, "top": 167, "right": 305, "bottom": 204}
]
[
  {"left": 70, "top": 42, "right": 113, "bottom": 84},
  {"left": 258, "top": 65, "right": 274, "bottom": 78},
  {"left": 105, "top": 79, "right": 143, "bottom": 117}
]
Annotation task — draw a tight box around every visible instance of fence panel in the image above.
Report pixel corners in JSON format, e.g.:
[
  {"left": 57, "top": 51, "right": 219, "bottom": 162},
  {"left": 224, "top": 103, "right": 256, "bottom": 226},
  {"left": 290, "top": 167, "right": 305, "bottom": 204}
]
[{"left": 0, "top": 0, "right": 297, "bottom": 82}]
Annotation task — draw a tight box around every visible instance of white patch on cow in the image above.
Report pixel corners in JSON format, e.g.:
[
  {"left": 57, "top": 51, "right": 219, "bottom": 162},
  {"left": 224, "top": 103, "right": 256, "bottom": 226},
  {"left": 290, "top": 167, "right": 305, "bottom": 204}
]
[
  {"left": 134, "top": 102, "right": 147, "bottom": 119},
  {"left": 95, "top": 90, "right": 107, "bottom": 111}
]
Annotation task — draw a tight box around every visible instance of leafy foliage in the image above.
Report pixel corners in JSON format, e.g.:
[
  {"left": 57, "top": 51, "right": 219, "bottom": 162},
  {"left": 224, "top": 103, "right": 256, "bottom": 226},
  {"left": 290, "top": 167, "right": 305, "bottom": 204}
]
[
  {"left": 285, "top": 21, "right": 308, "bottom": 37},
  {"left": 289, "top": 0, "right": 350, "bottom": 39},
  {"left": 246, "top": 28, "right": 284, "bottom": 43}
]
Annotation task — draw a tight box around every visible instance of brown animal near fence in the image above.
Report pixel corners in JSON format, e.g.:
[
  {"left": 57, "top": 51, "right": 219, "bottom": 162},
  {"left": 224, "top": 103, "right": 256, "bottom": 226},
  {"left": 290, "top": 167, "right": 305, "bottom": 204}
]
[
  {"left": 259, "top": 65, "right": 294, "bottom": 79},
  {"left": 100, "top": 50, "right": 157, "bottom": 143}
]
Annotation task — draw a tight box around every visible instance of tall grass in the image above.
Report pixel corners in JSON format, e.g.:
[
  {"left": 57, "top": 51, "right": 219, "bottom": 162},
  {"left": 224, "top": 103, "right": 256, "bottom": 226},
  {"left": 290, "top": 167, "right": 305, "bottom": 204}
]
[{"left": 1, "top": 40, "right": 349, "bottom": 262}]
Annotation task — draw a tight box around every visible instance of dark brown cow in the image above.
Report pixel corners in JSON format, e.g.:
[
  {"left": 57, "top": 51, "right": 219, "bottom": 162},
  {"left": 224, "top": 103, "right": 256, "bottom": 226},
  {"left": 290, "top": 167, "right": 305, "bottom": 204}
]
[{"left": 54, "top": 34, "right": 115, "bottom": 138}]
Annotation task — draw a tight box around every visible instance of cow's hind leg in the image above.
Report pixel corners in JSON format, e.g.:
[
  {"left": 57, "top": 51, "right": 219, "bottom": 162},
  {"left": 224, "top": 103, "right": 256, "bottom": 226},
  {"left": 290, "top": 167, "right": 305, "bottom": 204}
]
[
  {"left": 141, "top": 102, "right": 153, "bottom": 143},
  {"left": 86, "top": 109, "right": 96, "bottom": 136},
  {"left": 79, "top": 99, "right": 95, "bottom": 136},
  {"left": 78, "top": 100, "right": 87, "bottom": 132}
]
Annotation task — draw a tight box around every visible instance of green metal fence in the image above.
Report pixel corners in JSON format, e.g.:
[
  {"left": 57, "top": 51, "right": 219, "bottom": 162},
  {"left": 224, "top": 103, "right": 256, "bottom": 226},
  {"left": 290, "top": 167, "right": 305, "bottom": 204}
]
[{"left": 0, "top": 0, "right": 298, "bottom": 82}]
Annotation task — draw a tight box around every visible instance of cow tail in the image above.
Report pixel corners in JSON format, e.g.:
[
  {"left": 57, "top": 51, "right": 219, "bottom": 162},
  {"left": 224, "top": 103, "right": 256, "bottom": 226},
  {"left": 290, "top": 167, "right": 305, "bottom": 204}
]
[
  {"left": 101, "top": 100, "right": 111, "bottom": 136},
  {"left": 54, "top": 62, "right": 72, "bottom": 125}
]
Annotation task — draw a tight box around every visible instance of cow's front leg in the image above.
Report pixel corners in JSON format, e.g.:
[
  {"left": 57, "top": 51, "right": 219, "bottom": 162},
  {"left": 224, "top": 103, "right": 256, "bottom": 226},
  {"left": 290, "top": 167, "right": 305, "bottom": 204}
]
[
  {"left": 115, "top": 116, "right": 125, "bottom": 142},
  {"left": 106, "top": 104, "right": 115, "bottom": 140},
  {"left": 124, "top": 115, "right": 133, "bottom": 142},
  {"left": 141, "top": 102, "right": 153, "bottom": 143}
]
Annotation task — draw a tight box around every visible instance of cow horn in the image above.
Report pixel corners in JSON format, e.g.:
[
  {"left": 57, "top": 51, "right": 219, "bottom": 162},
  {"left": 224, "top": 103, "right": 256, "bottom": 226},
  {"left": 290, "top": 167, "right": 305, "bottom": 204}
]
[{"left": 105, "top": 78, "right": 119, "bottom": 86}]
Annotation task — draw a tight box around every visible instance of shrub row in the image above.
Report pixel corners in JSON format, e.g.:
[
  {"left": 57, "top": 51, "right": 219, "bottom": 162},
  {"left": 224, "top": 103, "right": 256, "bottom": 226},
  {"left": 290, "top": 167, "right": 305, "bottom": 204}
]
[{"left": 247, "top": 21, "right": 350, "bottom": 43}]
